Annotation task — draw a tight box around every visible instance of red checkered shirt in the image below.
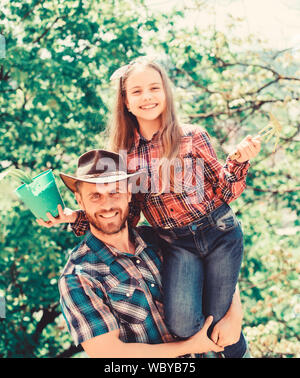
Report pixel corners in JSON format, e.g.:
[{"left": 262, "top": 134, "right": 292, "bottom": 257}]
[{"left": 72, "top": 124, "right": 250, "bottom": 233}]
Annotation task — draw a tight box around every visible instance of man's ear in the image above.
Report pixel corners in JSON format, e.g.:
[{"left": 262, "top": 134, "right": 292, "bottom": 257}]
[
  {"left": 75, "top": 191, "right": 84, "bottom": 211},
  {"left": 127, "top": 182, "right": 132, "bottom": 203}
]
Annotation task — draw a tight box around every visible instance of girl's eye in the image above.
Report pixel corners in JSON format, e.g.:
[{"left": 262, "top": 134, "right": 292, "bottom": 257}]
[
  {"left": 151, "top": 87, "right": 160, "bottom": 90},
  {"left": 132, "top": 90, "right": 141, "bottom": 94}
]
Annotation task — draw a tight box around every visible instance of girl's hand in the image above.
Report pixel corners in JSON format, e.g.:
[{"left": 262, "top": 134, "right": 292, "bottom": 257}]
[
  {"left": 36, "top": 204, "right": 77, "bottom": 228},
  {"left": 185, "top": 316, "right": 224, "bottom": 354},
  {"left": 233, "top": 135, "right": 261, "bottom": 163}
]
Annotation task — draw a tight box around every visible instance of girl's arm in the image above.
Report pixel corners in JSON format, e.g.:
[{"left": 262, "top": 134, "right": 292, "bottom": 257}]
[
  {"left": 128, "top": 193, "right": 143, "bottom": 228},
  {"left": 36, "top": 205, "right": 89, "bottom": 236},
  {"left": 193, "top": 130, "right": 256, "bottom": 203},
  {"left": 36, "top": 196, "right": 143, "bottom": 236}
]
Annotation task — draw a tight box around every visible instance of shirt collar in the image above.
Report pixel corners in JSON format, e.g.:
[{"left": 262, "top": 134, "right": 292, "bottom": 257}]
[
  {"left": 84, "top": 228, "right": 147, "bottom": 266},
  {"left": 133, "top": 127, "right": 160, "bottom": 148}
]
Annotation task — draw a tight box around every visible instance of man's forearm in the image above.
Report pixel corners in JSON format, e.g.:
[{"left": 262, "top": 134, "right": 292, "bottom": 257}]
[
  {"left": 82, "top": 317, "right": 223, "bottom": 358},
  {"left": 89, "top": 338, "right": 188, "bottom": 358},
  {"left": 227, "top": 285, "right": 243, "bottom": 321}
]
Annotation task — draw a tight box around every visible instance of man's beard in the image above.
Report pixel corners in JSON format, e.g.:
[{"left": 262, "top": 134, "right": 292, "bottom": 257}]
[{"left": 85, "top": 207, "right": 129, "bottom": 235}]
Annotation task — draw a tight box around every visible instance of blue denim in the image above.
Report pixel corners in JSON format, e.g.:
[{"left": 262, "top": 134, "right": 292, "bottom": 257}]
[{"left": 157, "top": 203, "right": 247, "bottom": 358}]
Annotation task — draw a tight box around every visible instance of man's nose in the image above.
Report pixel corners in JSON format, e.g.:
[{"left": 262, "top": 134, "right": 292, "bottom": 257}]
[{"left": 98, "top": 195, "right": 115, "bottom": 210}]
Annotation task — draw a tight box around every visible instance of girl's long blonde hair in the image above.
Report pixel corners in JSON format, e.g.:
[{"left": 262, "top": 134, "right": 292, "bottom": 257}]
[
  {"left": 108, "top": 57, "right": 184, "bottom": 193},
  {"left": 109, "top": 57, "right": 182, "bottom": 160}
]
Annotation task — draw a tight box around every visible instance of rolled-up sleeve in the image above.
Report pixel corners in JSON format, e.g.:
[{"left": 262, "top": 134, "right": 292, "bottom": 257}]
[
  {"left": 59, "top": 274, "right": 119, "bottom": 346},
  {"left": 193, "top": 129, "right": 250, "bottom": 203},
  {"left": 70, "top": 210, "right": 90, "bottom": 237}
]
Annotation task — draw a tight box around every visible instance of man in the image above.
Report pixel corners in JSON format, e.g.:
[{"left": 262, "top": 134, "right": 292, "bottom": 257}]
[{"left": 37, "top": 149, "right": 245, "bottom": 358}]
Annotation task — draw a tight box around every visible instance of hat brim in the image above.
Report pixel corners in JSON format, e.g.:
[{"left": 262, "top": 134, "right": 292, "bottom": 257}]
[{"left": 59, "top": 171, "right": 143, "bottom": 193}]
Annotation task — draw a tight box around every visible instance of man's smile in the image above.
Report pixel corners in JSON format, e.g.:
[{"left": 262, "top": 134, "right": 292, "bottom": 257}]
[{"left": 98, "top": 211, "right": 119, "bottom": 219}]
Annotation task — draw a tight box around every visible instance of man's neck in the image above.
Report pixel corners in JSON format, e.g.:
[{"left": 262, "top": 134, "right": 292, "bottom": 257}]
[{"left": 90, "top": 224, "right": 136, "bottom": 255}]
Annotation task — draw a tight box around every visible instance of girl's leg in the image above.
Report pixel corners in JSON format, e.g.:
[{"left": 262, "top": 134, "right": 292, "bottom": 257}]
[
  {"left": 201, "top": 206, "right": 247, "bottom": 357},
  {"left": 160, "top": 236, "right": 205, "bottom": 339}
]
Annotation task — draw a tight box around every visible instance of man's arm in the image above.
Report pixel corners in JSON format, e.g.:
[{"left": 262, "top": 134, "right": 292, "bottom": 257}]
[
  {"left": 82, "top": 316, "right": 223, "bottom": 358},
  {"left": 211, "top": 285, "right": 243, "bottom": 347}
]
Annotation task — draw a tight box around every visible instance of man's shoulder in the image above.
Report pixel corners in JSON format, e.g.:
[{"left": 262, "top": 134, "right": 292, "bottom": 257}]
[{"left": 59, "top": 238, "right": 93, "bottom": 278}]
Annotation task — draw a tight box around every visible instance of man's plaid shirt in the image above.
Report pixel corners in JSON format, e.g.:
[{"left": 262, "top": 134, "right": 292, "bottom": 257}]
[
  {"left": 71, "top": 125, "right": 249, "bottom": 235},
  {"left": 59, "top": 226, "right": 175, "bottom": 347}
]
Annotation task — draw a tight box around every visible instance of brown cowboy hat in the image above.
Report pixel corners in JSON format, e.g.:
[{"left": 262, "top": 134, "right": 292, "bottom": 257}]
[{"left": 59, "top": 149, "right": 142, "bottom": 193}]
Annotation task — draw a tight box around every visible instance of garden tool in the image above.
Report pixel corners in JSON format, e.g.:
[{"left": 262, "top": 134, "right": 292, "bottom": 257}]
[{"left": 229, "top": 113, "right": 282, "bottom": 161}]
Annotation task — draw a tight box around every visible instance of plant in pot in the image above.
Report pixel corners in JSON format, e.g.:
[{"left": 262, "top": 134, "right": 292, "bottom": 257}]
[{"left": 1, "top": 167, "right": 65, "bottom": 221}]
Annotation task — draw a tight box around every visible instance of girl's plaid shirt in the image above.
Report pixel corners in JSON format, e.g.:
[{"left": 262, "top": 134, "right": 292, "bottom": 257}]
[{"left": 71, "top": 124, "right": 250, "bottom": 234}]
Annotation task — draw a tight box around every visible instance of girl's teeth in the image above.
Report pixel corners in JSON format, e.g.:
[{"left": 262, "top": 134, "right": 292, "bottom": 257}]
[{"left": 141, "top": 104, "right": 157, "bottom": 109}]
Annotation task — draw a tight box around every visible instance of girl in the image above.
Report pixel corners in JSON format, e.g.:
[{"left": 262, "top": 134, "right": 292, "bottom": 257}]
[{"left": 40, "top": 57, "right": 260, "bottom": 357}]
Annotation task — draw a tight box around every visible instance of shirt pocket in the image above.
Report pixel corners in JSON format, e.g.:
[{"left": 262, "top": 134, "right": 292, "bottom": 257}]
[{"left": 107, "top": 276, "right": 148, "bottom": 324}]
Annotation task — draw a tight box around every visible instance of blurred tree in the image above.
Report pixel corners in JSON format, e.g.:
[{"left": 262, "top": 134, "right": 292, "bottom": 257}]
[
  {"left": 0, "top": 0, "right": 157, "bottom": 357},
  {"left": 146, "top": 2, "right": 300, "bottom": 358},
  {"left": 0, "top": 0, "right": 299, "bottom": 358}
]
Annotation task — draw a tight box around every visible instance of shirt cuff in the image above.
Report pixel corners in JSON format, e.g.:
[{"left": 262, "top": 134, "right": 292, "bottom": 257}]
[{"left": 226, "top": 157, "right": 250, "bottom": 180}]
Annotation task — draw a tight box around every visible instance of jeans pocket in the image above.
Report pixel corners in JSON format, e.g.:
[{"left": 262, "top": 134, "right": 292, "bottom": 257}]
[{"left": 214, "top": 208, "right": 238, "bottom": 232}]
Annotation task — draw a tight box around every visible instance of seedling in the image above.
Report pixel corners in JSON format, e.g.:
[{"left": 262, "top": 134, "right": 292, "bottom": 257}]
[
  {"left": 0, "top": 167, "right": 33, "bottom": 184},
  {"left": 230, "top": 112, "right": 283, "bottom": 160}
]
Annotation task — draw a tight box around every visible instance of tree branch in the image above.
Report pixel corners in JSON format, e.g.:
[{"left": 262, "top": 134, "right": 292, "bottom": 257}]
[
  {"left": 21, "top": 0, "right": 43, "bottom": 20},
  {"left": 32, "top": 304, "right": 60, "bottom": 344},
  {"left": 33, "top": 15, "right": 67, "bottom": 44},
  {"left": 55, "top": 344, "right": 84, "bottom": 358},
  {"left": 247, "top": 186, "right": 300, "bottom": 194}
]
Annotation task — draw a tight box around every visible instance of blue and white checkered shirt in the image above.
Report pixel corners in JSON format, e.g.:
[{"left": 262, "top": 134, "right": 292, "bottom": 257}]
[{"left": 59, "top": 226, "right": 175, "bottom": 347}]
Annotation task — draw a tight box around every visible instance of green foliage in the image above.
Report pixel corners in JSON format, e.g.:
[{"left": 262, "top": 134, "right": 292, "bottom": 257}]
[{"left": 1, "top": 0, "right": 299, "bottom": 358}]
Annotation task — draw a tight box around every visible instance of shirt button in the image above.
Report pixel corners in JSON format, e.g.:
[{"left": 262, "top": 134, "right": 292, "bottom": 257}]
[
  {"left": 126, "top": 293, "right": 130, "bottom": 297},
  {"left": 136, "top": 259, "right": 141, "bottom": 264},
  {"left": 151, "top": 283, "right": 155, "bottom": 287}
]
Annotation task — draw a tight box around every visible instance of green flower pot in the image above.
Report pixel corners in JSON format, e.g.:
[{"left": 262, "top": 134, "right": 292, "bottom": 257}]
[{"left": 15, "top": 169, "right": 64, "bottom": 221}]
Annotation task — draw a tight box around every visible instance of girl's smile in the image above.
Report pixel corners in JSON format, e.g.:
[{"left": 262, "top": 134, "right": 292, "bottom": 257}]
[
  {"left": 139, "top": 103, "right": 158, "bottom": 110},
  {"left": 125, "top": 67, "right": 166, "bottom": 132}
]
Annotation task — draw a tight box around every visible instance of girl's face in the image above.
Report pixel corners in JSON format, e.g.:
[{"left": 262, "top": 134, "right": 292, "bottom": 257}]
[{"left": 125, "top": 66, "right": 166, "bottom": 126}]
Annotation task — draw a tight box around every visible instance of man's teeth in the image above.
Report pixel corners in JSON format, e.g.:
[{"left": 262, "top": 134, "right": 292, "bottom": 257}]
[{"left": 100, "top": 212, "right": 118, "bottom": 218}]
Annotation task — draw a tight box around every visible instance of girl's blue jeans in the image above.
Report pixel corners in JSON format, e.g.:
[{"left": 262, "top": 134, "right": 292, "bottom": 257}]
[{"left": 157, "top": 203, "right": 247, "bottom": 358}]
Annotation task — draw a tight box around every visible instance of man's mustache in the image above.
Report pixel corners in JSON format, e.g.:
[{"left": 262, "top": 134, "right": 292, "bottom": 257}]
[{"left": 95, "top": 209, "right": 121, "bottom": 217}]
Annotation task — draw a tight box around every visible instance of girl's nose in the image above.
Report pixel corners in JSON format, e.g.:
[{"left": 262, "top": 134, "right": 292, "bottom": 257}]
[{"left": 142, "top": 90, "right": 152, "bottom": 101}]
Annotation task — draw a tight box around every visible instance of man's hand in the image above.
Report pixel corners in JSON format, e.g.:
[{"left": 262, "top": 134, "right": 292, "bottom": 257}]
[
  {"left": 233, "top": 135, "right": 261, "bottom": 163},
  {"left": 185, "top": 316, "right": 224, "bottom": 354},
  {"left": 36, "top": 204, "right": 77, "bottom": 228},
  {"left": 211, "top": 311, "right": 242, "bottom": 348}
]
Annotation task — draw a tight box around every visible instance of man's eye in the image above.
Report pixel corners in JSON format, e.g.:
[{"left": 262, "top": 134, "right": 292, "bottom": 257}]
[
  {"left": 110, "top": 192, "right": 120, "bottom": 197},
  {"left": 91, "top": 193, "right": 101, "bottom": 200}
]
